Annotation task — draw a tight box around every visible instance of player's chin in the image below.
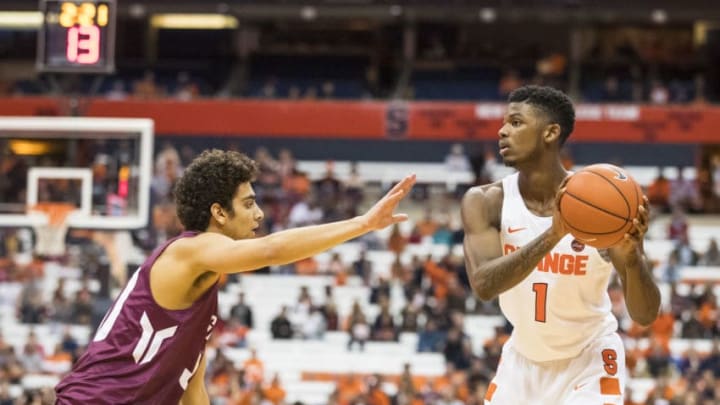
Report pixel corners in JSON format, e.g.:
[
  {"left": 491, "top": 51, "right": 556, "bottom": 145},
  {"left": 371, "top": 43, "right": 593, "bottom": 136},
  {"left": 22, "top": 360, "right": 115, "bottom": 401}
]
[{"left": 502, "top": 156, "right": 517, "bottom": 167}]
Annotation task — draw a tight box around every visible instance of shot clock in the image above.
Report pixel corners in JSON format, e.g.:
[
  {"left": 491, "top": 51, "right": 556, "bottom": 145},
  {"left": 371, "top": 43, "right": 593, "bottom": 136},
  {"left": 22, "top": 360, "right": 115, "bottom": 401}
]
[{"left": 36, "top": 0, "right": 117, "bottom": 73}]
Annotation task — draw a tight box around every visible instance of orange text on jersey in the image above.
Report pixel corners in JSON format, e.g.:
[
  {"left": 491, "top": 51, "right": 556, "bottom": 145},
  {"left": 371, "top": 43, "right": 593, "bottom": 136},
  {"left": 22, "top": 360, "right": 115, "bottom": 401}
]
[{"left": 504, "top": 244, "right": 588, "bottom": 276}]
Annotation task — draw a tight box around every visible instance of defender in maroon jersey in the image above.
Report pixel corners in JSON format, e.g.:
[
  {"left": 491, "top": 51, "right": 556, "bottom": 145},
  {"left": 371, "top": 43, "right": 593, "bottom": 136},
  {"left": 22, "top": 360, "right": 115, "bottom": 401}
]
[{"left": 56, "top": 149, "right": 415, "bottom": 404}]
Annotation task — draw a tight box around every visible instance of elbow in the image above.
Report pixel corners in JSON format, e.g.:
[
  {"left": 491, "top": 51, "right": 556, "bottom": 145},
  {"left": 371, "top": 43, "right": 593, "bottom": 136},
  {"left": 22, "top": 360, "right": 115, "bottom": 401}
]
[
  {"left": 632, "top": 308, "right": 660, "bottom": 328},
  {"left": 476, "top": 289, "right": 498, "bottom": 302},
  {"left": 470, "top": 281, "right": 497, "bottom": 302},
  {"left": 633, "top": 315, "right": 657, "bottom": 328},
  {"left": 466, "top": 266, "right": 497, "bottom": 301}
]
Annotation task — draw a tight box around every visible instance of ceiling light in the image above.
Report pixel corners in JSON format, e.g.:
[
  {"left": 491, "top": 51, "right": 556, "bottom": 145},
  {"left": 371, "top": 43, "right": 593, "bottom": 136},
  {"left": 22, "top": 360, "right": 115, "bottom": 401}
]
[
  {"left": 479, "top": 8, "right": 497, "bottom": 23},
  {"left": 651, "top": 9, "right": 667, "bottom": 24},
  {"left": 300, "top": 6, "right": 317, "bottom": 21},
  {"left": 0, "top": 11, "right": 42, "bottom": 29},
  {"left": 151, "top": 14, "right": 238, "bottom": 30}
]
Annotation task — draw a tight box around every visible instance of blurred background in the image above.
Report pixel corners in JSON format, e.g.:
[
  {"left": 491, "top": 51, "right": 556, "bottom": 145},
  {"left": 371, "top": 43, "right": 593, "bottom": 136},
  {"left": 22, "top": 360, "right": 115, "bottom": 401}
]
[{"left": 0, "top": 0, "right": 719, "bottom": 404}]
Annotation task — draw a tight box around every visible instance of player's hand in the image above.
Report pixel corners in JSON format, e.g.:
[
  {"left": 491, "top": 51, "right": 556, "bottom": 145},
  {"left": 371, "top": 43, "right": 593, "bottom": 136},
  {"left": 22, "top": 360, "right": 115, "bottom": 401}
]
[
  {"left": 360, "top": 174, "right": 416, "bottom": 231},
  {"left": 549, "top": 176, "right": 571, "bottom": 240},
  {"left": 612, "top": 195, "right": 650, "bottom": 254}
]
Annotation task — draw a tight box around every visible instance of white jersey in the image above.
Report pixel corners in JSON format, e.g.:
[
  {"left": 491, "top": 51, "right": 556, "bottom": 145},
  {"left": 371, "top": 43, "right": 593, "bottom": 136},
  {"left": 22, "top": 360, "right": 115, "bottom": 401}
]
[{"left": 499, "top": 173, "right": 617, "bottom": 362}]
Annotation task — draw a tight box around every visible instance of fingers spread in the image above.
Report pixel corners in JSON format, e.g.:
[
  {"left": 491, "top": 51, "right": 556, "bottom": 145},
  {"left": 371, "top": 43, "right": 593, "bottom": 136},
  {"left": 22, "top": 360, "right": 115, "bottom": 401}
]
[{"left": 389, "top": 174, "right": 416, "bottom": 195}]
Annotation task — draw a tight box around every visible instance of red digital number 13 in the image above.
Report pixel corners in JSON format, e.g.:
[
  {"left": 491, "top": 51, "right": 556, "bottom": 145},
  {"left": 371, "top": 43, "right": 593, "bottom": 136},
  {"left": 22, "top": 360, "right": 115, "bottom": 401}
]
[{"left": 67, "top": 25, "right": 100, "bottom": 64}]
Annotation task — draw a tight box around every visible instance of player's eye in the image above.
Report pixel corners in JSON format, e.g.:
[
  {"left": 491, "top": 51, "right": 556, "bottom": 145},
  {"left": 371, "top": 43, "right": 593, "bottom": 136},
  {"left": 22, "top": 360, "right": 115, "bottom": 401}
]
[{"left": 511, "top": 120, "right": 521, "bottom": 127}]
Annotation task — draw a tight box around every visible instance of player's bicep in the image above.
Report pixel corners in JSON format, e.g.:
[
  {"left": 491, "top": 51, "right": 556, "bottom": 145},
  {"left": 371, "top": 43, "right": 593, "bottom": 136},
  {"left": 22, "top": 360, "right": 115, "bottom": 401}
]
[
  {"left": 176, "top": 233, "right": 273, "bottom": 275},
  {"left": 463, "top": 227, "right": 503, "bottom": 269},
  {"left": 461, "top": 188, "right": 503, "bottom": 270}
]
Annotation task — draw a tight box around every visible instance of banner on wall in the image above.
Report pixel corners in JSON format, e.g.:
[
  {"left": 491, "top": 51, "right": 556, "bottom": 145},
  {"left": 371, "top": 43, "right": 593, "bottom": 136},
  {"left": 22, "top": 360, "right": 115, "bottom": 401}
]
[{"left": 2, "top": 97, "right": 719, "bottom": 143}]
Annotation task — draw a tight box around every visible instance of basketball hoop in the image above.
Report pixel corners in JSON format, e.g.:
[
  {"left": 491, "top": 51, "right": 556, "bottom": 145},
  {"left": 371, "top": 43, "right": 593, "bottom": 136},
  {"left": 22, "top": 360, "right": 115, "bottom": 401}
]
[{"left": 28, "top": 202, "right": 77, "bottom": 258}]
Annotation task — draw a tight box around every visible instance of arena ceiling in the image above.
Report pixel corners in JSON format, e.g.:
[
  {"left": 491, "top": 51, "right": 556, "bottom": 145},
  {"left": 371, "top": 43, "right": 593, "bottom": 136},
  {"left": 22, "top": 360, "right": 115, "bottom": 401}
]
[{"left": 0, "top": 0, "right": 714, "bottom": 23}]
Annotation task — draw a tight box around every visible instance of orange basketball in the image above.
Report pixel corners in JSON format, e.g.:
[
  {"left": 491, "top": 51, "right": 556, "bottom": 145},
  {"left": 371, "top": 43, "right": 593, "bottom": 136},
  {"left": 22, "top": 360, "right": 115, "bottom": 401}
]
[{"left": 559, "top": 164, "right": 643, "bottom": 249}]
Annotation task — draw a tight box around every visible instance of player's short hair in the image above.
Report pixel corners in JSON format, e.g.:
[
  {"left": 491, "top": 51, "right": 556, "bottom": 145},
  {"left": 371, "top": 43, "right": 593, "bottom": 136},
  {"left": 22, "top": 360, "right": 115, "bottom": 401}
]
[
  {"left": 508, "top": 85, "right": 575, "bottom": 145},
  {"left": 174, "top": 149, "right": 258, "bottom": 231}
]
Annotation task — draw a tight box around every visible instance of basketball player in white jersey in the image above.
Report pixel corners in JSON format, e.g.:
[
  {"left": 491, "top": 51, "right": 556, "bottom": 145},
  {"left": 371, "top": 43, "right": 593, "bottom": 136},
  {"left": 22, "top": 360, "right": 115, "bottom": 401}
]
[{"left": 462, "top": 86, "right": 660, "bottom": 405}]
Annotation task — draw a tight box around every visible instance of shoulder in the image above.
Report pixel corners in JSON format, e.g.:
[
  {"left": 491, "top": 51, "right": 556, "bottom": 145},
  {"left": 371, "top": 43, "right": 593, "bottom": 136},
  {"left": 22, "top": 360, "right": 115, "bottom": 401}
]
[
  {"left": 169, "top": 232, "right": 228, "bottom": 253},
  {"left": 461, "top": 181, "right": 503, "bottom": 230},
  {"left": 148, "top": 233, "right": 228, "bottom": 306},
  {"left": 461, "top": 181, "right": 503, "bottom": 212},
  {"left": 159, "top": 232, "right": 230, "bottom": 272}
]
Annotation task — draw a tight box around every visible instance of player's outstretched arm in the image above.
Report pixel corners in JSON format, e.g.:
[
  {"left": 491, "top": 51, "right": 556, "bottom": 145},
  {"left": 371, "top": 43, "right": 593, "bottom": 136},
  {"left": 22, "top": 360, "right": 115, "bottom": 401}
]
[
  {"left": 181, "top": 174, "right": 416, "bottom": 275},
  {"left": 608, "top": 196, "right": 660, "bottom": 326},
  {"left": 462, "top": 185, "right": 567, "bottom": 301}
]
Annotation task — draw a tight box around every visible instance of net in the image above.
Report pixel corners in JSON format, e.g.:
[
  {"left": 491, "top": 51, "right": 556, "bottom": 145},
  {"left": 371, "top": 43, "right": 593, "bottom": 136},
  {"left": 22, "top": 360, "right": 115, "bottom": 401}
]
[{"left": 29, "top": 202, "right": 77, "bottom": 257}]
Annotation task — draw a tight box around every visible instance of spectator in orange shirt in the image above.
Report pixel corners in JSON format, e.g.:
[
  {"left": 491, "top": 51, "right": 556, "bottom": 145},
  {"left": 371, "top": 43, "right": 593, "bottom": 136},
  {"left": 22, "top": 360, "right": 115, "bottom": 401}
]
[
  {"left": 650, "top": 309, "right": 675, "bottom": 347},
  {"left": 433, "top": 362, "right": 469, "bottom": 401},
  {"left": 282, "top": 168, "right": 311, "bottom": 204},
  {"left": 387, "top": 223, "right": 408, "bottom": 255},
  {"left": 43, "top": 343, "right": 72, "bottom": 374},
  {"left": 397, "top": 363, "right": 419, "bottom": 399},
  {"left": 647, "top": 168, "right": 671, "bottom": 213},
  {"left": 366, "top": 374, "right": 390, "bottom": 405},
  {"left": 262, "top": 373, "right": 286, "bottom": 405},
  {"left": 415, "top": 210, "right": 439, "bottom": 238},
  {"left": 698, "top": 299, "right": 718, "bottom": 331},
  {"left": 328, "top": 252, "right": 348, "bottom": 285},
  {"left": 424, "top": 256, "right": 450, "bottom": 300},
  {"left": 242, "top": 348, "right": 265, "bottom": 387},
  {"left": 295, "top": 256, "right": 319, "bottom": 275},
  {"left": 336, "top": 372, "right": 365, "bottom": 405}
]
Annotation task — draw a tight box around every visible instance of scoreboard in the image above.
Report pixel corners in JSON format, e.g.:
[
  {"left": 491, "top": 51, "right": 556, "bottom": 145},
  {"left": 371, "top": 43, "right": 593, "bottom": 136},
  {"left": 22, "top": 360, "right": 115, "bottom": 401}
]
[{"left": 36, "top": 0, "right": 116, "bottom": 73}]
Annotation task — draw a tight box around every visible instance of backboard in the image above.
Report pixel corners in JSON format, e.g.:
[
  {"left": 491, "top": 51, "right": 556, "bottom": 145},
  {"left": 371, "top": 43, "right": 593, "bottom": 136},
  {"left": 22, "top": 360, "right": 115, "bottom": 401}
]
[{"left": 0, "top": 117, "right": 153, "bottom": 230}]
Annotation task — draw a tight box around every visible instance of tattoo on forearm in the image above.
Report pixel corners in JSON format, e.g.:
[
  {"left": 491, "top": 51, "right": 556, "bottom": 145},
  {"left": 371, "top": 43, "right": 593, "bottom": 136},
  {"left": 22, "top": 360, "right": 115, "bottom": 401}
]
[{"left": 473, "top": 232, "right": 558, "bottom": 298}]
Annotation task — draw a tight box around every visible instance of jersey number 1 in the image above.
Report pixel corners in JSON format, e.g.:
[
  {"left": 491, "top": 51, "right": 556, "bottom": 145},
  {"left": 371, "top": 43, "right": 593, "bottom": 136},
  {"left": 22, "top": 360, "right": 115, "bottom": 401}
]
[{"left": 532, "top": 283, "right": 547, "bottom": 323}]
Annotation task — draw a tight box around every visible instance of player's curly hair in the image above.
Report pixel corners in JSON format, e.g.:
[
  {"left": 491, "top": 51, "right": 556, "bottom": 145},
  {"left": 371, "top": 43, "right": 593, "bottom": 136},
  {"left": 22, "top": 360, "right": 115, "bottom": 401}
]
[
  {"left": 174, "top": 149, "right": 258, "bottom": 232},
  {"left": 508, "top": 85, "right": 575, "bottom": 146}
]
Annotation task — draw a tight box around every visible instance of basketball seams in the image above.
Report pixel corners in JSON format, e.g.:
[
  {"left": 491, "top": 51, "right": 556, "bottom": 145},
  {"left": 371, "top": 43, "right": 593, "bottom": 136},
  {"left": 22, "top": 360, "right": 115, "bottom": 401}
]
[
  {"left": 583, "top": 169, "right": 632, "bottom": 217},
  {"left": 562, "top": 215, "right": 631, "bottom": 236},
  {"left": 563, "top": 191, "right": 630, "bottom": 224},
  {"left": 560, "top": 193, "right": 630, "bottom": 235}
]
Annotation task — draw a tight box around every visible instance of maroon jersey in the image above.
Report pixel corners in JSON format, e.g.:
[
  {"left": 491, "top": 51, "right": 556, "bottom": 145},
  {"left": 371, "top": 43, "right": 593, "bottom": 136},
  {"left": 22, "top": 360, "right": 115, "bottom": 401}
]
[{"left": 56, "top": 231, "right": 219, "bottom": 404}]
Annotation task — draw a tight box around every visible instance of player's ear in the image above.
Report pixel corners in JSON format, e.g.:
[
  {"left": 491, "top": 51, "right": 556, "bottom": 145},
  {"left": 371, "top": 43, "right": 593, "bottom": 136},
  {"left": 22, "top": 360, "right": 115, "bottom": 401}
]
[
  {"left": 544, "top": 123, "right": 562, "bottom": 144},
  {"left": 210, "top": 202, "right": 227, "bottom": 225}
]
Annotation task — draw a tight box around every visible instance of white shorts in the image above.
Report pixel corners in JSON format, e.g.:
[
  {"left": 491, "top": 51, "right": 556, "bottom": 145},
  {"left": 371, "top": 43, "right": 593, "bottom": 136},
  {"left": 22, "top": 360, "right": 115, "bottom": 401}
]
[{"left": 484, "top": 333, "right": 626, "bottom": 405}]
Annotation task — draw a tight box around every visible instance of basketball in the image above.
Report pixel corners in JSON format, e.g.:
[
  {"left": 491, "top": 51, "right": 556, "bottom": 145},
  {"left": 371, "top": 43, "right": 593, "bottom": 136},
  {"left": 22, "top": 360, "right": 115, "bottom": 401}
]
[{"left": 559, "top": 163, "right": 643, "bottom": 249}]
